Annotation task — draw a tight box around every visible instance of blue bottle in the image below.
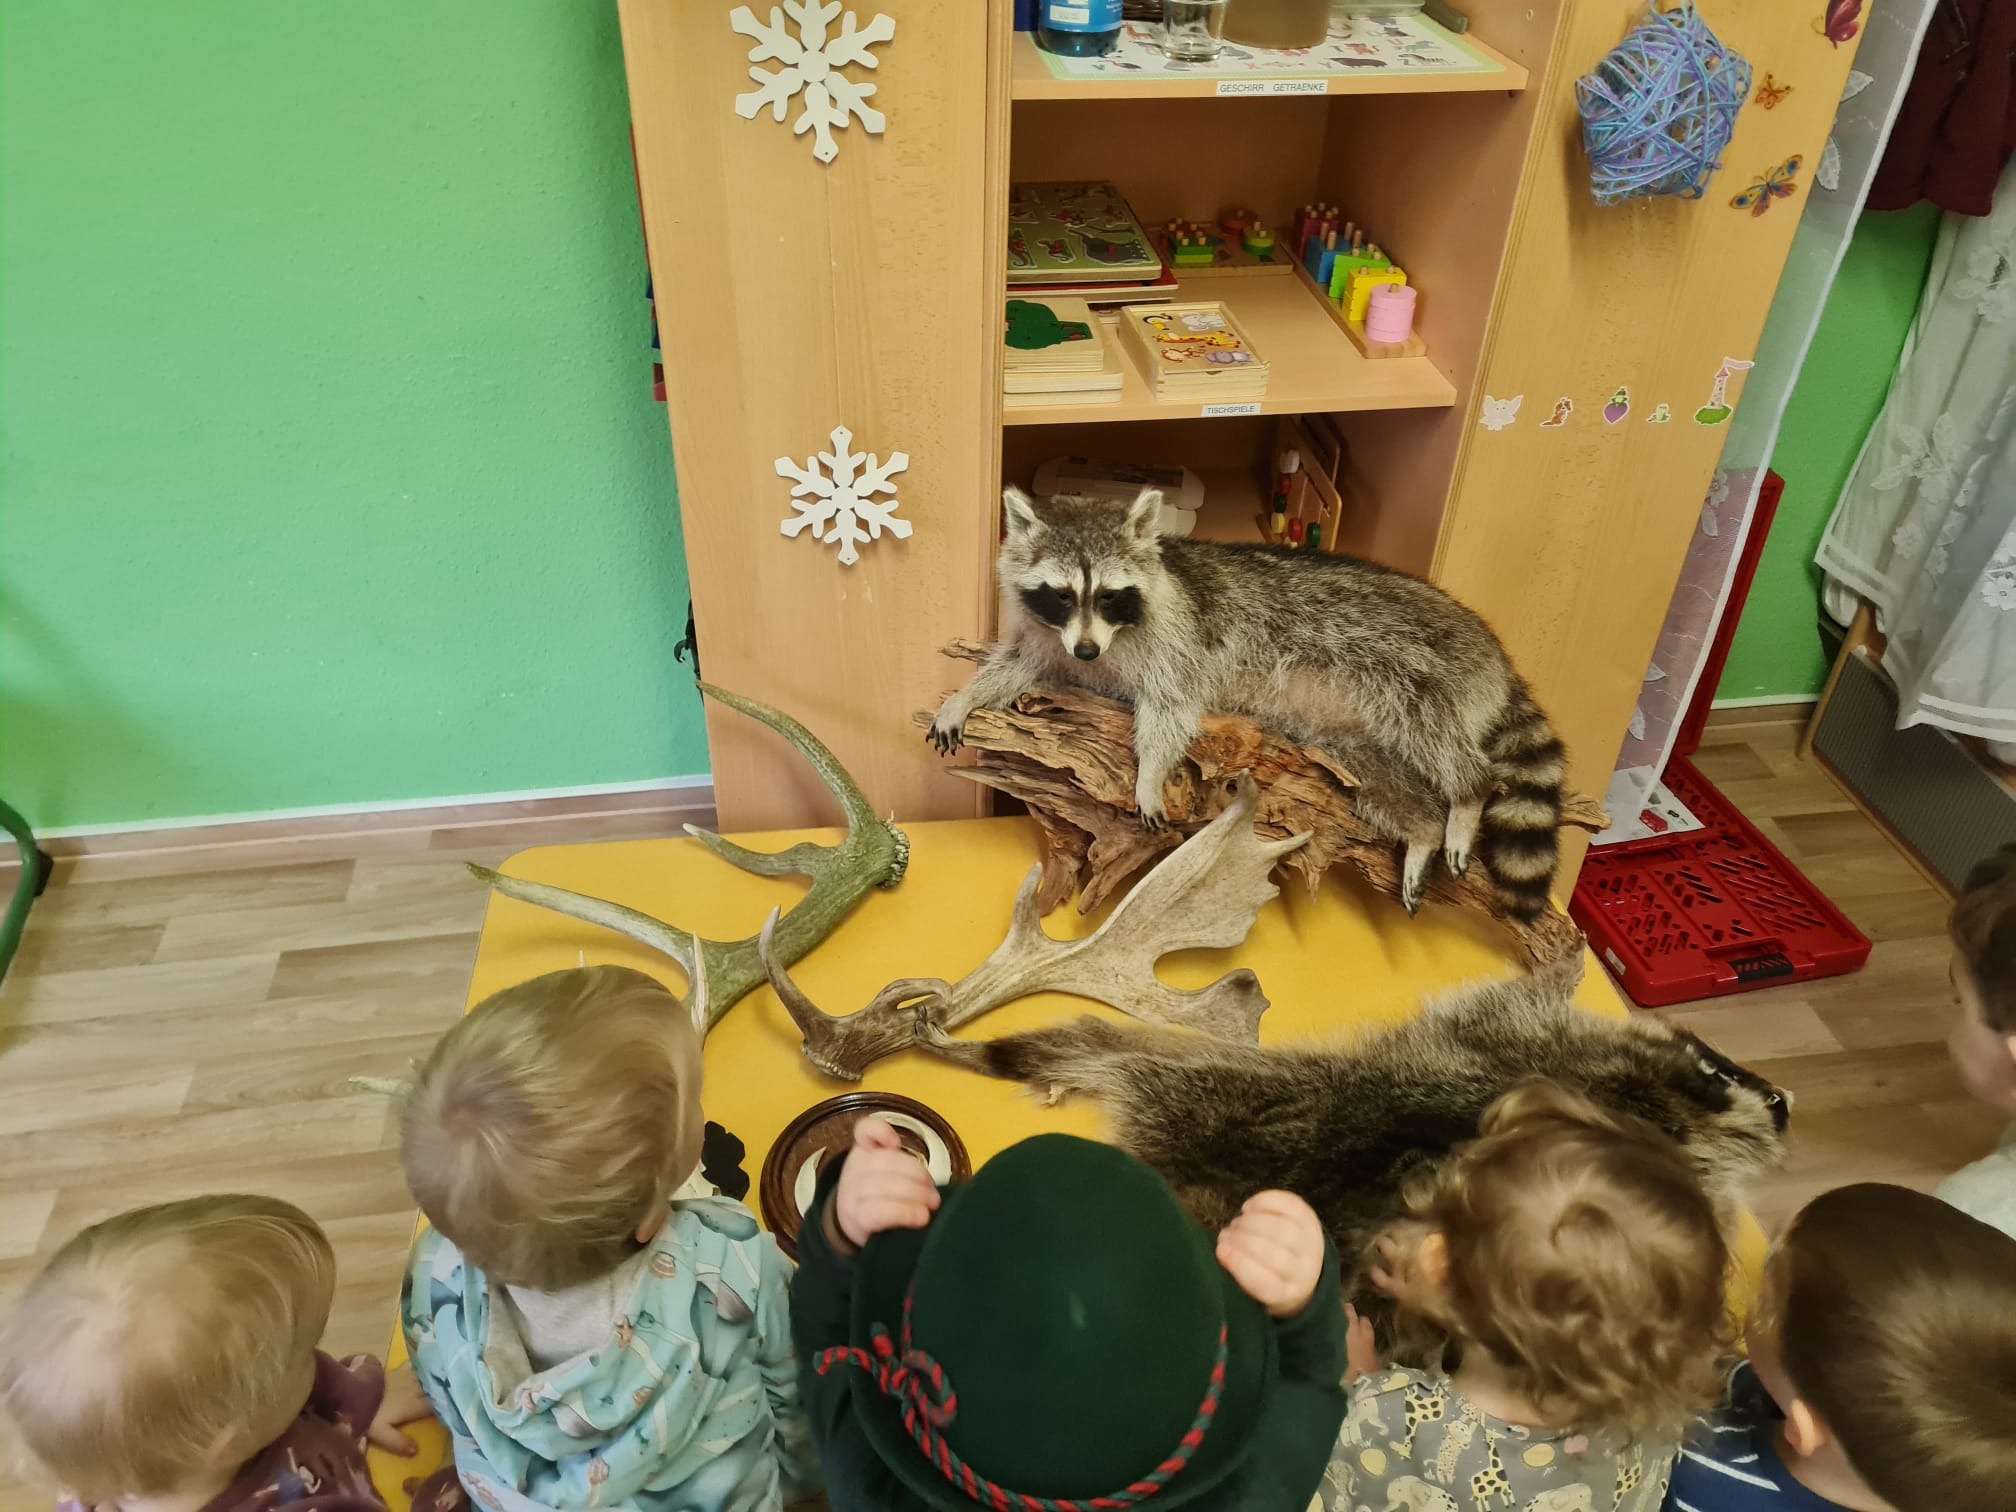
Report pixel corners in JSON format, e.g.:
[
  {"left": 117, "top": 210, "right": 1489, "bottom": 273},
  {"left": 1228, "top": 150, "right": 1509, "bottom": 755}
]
[{"left": 1036, "top": 0, "right": 1121, "bottom": 56}]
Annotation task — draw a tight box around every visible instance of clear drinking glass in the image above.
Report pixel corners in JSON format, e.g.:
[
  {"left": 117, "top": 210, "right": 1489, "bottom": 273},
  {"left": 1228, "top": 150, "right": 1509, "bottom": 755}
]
[{"left": 1163, "top": 0, "right": 1230, "bottom": 61}]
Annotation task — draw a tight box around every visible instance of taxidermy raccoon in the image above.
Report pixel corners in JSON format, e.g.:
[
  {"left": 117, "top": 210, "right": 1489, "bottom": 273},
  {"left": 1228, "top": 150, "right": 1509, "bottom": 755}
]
[
  {"left": 917, "top": 967, "right": 1789, "bottom": 1301},
  {"left": 929, "top": 487, "right": 1567, "bottom": 920}
]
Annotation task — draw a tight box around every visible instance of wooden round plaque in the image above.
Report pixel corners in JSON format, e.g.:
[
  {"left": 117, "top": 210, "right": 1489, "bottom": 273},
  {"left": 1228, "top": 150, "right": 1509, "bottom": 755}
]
[{"left": 758, "top": 1091, "right": 971, "bottom": 1259}]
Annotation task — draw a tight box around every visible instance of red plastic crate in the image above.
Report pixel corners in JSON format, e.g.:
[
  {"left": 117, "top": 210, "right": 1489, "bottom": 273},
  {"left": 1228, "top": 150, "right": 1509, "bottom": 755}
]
[{"left": 1571, "top": 758, "right": 1871, "bottom": 1007}]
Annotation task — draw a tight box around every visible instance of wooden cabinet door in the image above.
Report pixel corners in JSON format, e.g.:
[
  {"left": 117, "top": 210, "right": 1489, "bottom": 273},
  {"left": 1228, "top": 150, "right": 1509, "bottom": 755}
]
[{"left": 622, "top": 0, "right": 1008, "bottom": 829}]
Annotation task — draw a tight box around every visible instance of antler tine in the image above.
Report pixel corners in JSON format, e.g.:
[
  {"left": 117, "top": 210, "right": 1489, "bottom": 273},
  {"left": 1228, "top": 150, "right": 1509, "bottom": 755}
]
[
  {"left": 464, "top": 686, "right": 909, "bottom": 1044},
  {"left": 758, "top": 907, "right": 838, "bottom": 1043},
  {"left": 467, "top": 865, "right": 699, "bottom": 980},
  {"left": 697, "top": 682, "right": 893, "bottom": 865},
  {"left": 758, "top": 907, "right": 945, "bottom": 1080}
]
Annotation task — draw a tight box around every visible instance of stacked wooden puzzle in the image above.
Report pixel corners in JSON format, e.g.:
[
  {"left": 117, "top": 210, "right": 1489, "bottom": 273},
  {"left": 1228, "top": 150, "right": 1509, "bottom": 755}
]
[
  {"left": 1002, "top": 297, "right": 1124, "bottom": 408},
  {"left": 1119, "top": 301, "right": 1270, "bottom": 402}
]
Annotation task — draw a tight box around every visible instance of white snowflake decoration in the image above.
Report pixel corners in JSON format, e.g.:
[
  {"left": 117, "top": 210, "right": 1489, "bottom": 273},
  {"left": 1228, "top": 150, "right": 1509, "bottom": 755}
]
[
  {"left": 730, "top": 1, "right": 894, "bottom": 163},
  {"left": 775, "top": 425, "right": 910, "bottom": 566}
]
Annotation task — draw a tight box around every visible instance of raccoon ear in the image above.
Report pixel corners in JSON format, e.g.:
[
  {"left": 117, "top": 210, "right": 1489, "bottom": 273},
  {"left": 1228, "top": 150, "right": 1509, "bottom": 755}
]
[
  {"left": 1123, "top": 488, "right": 1163, "bottom": 539},
  {"left": 1001, "top": 486, "right": 1046, "bottom": 541}
]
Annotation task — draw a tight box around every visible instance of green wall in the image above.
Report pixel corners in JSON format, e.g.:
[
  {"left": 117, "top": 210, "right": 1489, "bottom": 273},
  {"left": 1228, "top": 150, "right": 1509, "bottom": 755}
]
[
  {"left": 1714, "top": 203, "right": 1942, "bottom": 702},
  {"left": 1, "top": 2, "right": 709, "bottom": 830}
]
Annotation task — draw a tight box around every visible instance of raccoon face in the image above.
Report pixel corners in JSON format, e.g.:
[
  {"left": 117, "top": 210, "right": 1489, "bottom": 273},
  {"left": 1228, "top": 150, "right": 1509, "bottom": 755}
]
[
  {"left": 1000, "top": 485, "right": 1160, "bottom": 662},
  {"left": 1633, "top": 1023, "right": 1792, "bottom": 1189}
]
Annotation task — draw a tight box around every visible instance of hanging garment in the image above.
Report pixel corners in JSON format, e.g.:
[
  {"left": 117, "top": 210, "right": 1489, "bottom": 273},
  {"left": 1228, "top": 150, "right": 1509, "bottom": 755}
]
[
  {"left": 1817, "top": 154, "right": 2016, "bottom": 740},
  {"left": 1867, "top": 0, "right": 2016, "bottom": 216}
]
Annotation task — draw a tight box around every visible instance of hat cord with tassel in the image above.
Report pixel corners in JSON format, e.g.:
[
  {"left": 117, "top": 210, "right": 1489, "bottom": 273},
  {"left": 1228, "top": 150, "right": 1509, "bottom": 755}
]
[{"left": 816, "top": 1286, "right": 1228, "bottom": 1511}]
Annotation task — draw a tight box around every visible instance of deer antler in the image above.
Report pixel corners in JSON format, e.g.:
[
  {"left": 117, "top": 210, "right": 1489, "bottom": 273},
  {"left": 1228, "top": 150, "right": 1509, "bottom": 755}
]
[
  {"left": 763, "top": 777, "right": 1310, "bottom": 1079},
  {"left": 469, "top": 683, "right": 909, "bottom": 1032}
]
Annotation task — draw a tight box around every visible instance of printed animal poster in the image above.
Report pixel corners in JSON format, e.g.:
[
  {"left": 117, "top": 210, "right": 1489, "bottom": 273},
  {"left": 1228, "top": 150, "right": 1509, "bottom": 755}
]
[{"left": 1031, "top": 14, "right": 1495, "bottom": 83}]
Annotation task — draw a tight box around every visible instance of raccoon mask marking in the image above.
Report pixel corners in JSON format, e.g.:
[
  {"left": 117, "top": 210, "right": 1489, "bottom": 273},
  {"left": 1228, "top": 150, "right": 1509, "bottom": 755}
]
[{"left": 1003, "top": 487, "right": 1154, "bottom": 662}]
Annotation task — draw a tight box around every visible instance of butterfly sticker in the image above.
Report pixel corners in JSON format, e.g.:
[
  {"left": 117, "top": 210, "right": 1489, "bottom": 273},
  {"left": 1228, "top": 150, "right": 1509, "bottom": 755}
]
[
  {"left": 1754, "top": 73, "right": 1793, "bottom": 109},
  {"left": 1731, "top": 156, "right": 1802, "bottom": 216},
  {"left": 1817, "top": 0, "right": 1861, "bottom": 45}
]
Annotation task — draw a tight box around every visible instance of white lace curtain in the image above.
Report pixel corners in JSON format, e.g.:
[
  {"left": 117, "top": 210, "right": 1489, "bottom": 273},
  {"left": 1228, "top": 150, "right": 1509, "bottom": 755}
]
[{"left": 1816, "top": 154, "right": 2016, "bottom": 742}]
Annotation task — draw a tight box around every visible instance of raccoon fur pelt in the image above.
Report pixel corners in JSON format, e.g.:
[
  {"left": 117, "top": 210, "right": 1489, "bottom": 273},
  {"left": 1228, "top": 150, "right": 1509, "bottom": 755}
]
[
  {"left": 929, "top": 487, "right": 1568, "bottom": 921},
  {"left": 917, "top": 967, "right": 1789, "bottom": 1301}
]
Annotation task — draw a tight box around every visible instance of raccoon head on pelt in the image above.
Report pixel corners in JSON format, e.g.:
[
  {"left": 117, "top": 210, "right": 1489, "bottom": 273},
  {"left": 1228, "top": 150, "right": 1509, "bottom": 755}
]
[
  {"left": 1646, "top": 1023, "right": 1792, "bottom": 1192},
  {"left": 1000, "top": 485, "right": 1162, "bottom": 663},
  {"left": 1433, "top": 971, "right": 1791, "bottom": 1204}
]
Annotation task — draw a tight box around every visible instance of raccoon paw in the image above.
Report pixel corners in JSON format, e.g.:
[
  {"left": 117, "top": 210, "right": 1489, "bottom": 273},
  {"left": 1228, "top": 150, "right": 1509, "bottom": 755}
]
[
  {"left": 1136, "top": 804, "right": 1168, "bottom": 833},
  {"left": 1443, "top": 842, "right": 1471, "bottom": 880},
  {"left": 926, "top": 719, "right": 964, "bottom": 756},
  {"left": 1399, "top": 841, "right": 1435, "bottom": 917}
]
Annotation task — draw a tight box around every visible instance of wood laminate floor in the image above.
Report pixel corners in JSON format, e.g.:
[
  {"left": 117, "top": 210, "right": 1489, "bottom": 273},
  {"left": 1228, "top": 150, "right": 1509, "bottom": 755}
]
[{"left": 0, "top": 715, "right": 1999, "bottom": 1500}]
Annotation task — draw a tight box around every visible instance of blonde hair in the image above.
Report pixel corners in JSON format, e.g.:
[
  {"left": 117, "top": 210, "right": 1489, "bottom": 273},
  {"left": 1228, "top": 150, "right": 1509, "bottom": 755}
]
[
  {"left": 1776, "top": 1184, "right": 2016, "bottom": 1512},
  {"left": 0, "top": 1194, "right": 333, "bottom": 1503},
  {"left": 1402, "top": 1080, "right": 1730, "bottom": 1443},
  {"left": 401, "top": 965, "right": 701, "bottom": 1290}
]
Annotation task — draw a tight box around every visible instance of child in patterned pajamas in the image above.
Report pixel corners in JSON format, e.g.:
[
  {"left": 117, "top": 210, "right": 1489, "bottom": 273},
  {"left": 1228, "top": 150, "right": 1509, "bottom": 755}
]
[
  {"left": 398, "top": 965, "right": 821, "bottom": 1512},
  {"left": 1325, "top": 1083, "right": 1733, "bottom": 1512}
]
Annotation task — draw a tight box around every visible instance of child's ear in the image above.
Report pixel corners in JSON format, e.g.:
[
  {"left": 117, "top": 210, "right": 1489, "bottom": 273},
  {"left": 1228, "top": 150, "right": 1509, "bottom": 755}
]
[
  {"left": 1123, "top": 487, "right": 1163, "bottom": 539},
  {"left": 1418, "top": 1229, "right": 1452, "bottom": 1292},
  {"left": 1783, "top": 1397, "right": 1833, "bottom": 1458},
  {"left": 1002, "top": 486, "right": 1046, "bottom": 541}
]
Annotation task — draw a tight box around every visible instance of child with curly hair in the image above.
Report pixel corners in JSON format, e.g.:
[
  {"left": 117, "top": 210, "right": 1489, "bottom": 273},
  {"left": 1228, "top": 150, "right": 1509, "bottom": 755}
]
[{"left": 1330, "top": 1081, "right": 1731, "bottom": 1512}]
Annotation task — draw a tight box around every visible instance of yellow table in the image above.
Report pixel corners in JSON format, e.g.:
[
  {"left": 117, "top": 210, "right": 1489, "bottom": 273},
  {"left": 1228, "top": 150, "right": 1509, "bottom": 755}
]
[{"left": 373, "top": 815, "right": 1761, "bottom": 1503}]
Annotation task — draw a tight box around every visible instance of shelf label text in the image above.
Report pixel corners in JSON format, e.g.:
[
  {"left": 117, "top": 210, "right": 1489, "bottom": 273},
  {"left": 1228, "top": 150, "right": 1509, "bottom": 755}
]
[{"left": 1215, "top": 78, "right": 1330, "bottom": 97}]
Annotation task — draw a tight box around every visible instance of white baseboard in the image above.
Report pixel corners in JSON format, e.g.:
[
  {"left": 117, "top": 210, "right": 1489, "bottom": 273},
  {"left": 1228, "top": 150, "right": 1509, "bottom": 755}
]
[
  {"left": 1710, "top": 693, "right": 1820, "bottom": 710},
  {"left": 6, "top": 775, "right": 717, "bottom": 866},
  {"left": 30, "top": 774, "right": 712, "bottom": 840}
]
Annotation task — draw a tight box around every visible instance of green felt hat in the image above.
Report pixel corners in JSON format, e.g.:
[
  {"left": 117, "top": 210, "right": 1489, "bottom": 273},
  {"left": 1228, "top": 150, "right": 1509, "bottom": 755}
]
[{"left": 824, "top": 1134, "right": 1282, "bottom": 1511}]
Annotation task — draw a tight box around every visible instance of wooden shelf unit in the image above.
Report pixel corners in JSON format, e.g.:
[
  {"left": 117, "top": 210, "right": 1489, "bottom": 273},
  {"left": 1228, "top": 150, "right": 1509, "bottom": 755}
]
[
  {"left": 622, "top": 0, "right": 1857, "bottom": 891},
  {"left": 1009, "top": 27, "right": 1529, "bottom": 100},
  {"left": 998, "top": 12, "right": 1560, "bottom": 578}
]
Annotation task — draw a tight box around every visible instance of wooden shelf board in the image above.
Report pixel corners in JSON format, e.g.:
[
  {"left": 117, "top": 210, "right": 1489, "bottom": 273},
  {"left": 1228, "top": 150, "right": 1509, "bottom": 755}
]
[
  {"left": 1001, "top": 275, "right": 1454, "bottom": 427},
  {"left": 1010, "top": 30, "right": 1525, "bottom": 101}
]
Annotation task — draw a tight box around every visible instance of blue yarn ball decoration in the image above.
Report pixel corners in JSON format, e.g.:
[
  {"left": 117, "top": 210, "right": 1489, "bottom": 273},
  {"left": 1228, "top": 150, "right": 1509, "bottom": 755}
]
[{"left": 1576, "top": 3, "right": 1752, "bottom": 207}]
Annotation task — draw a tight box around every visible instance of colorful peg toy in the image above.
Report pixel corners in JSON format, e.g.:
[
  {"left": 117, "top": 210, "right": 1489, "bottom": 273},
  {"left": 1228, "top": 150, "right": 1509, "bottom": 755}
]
[
  {"left": 1272, "top": 447, "right": 1300, "bottom": 540},
  {"left": 1159, "top": 217, "right": 1220, "bottom": 269},
  {"left": 1241, "top": 223, "right": 1276, "bottom": 259}
]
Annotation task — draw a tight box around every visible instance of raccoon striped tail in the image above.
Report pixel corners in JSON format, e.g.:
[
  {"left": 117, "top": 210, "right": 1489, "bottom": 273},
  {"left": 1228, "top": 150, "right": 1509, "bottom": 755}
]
[{"left": 1480, "top": 681, "right": 1566, "bottom": 923}]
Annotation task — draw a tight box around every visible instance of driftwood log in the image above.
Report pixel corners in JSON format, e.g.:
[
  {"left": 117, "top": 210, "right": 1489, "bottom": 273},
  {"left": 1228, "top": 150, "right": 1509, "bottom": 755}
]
[{"left": 917, "top": 641, "right": 1607, "bottom": 970}]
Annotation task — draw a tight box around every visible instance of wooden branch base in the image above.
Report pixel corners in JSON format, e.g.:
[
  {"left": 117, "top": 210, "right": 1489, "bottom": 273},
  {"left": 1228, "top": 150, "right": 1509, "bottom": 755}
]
[{"left": 922, "top": 643, "right": 1605, "bottom": 971}]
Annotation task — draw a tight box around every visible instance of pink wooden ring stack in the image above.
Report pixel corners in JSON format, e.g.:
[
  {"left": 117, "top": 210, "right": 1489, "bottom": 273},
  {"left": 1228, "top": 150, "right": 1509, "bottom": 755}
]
[{"left": 1366, "top": 283, "right": 1417, "bottom": 344}]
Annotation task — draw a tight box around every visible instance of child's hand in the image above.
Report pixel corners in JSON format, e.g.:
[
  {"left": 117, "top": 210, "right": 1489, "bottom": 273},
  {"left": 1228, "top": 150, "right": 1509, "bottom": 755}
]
[
  {"left": 366, "top": 1363, "right": 434, "bottom": 1456},
  {"left": 1216, "top": 1190, "right": 1326, "bottom": 1319},
  {"left": 1367, "top": 1222, "right": 1446, "bottom": 1318},
  {"left": 832, "top": 1117, "right": 941, "bottom": 1252},
  {"left": 1343, "top": 1303, "right": 1381, "bottom": 1381}
]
